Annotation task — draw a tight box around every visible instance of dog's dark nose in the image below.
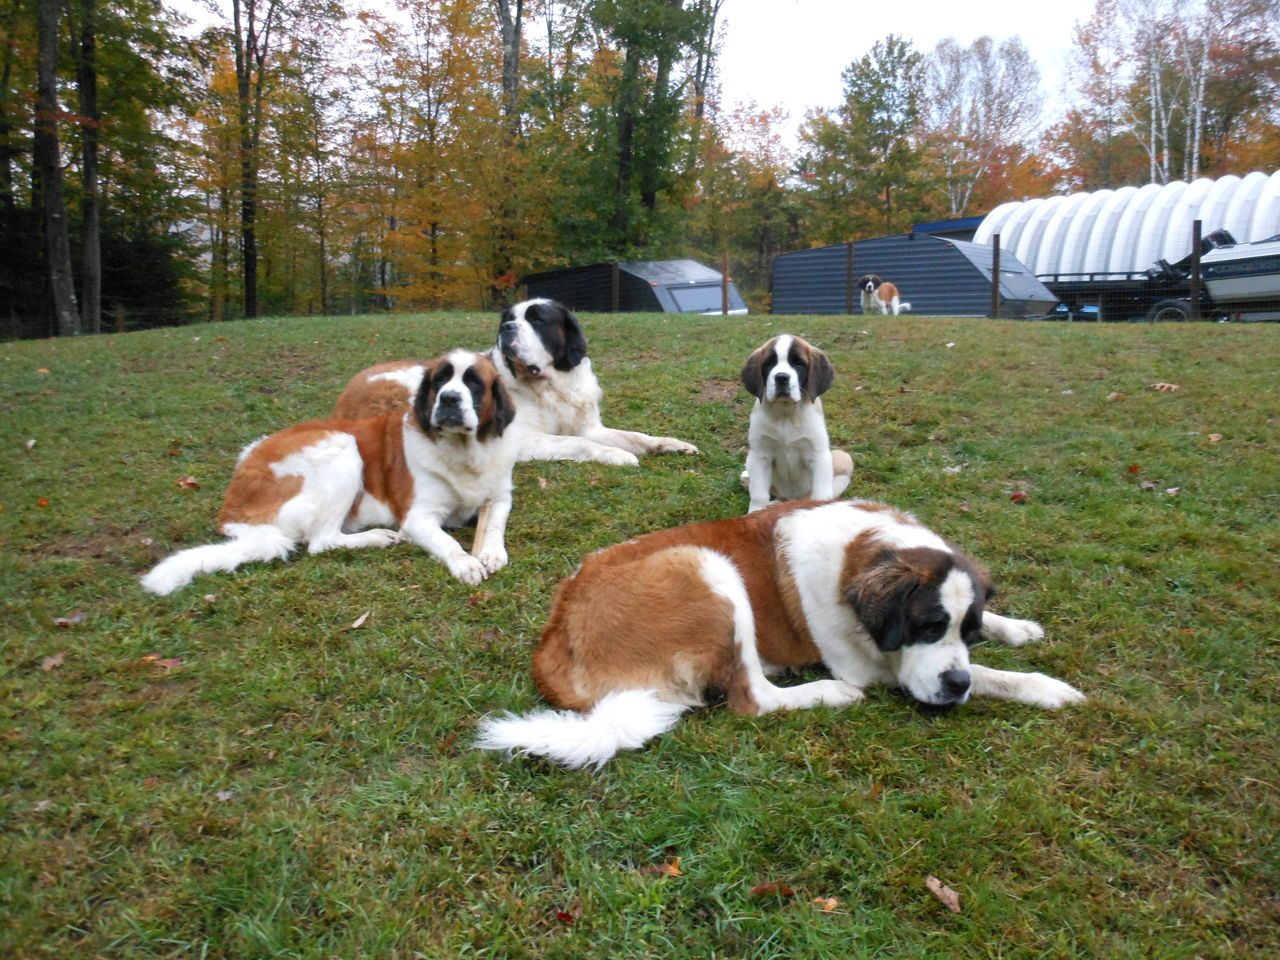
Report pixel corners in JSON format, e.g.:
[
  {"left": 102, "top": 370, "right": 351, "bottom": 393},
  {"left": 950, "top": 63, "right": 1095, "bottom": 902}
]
[
  {"left": 774, "top": 372, "right": 790, "bottom": 384},
  {"left": 941, "top": 669, "right": 970, "bottom": 697},
  {"left": 437, "top": 391, "right": 461, "bottom": 407},
  {"left": 501, "top": 320, "right": 518, "bottom": 332}
]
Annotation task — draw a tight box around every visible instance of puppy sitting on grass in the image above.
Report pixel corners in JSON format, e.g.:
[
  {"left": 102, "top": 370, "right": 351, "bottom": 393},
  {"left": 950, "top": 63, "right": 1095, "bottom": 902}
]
[{"left": 740, "top": 334, "right": 853, "bottom": 512}]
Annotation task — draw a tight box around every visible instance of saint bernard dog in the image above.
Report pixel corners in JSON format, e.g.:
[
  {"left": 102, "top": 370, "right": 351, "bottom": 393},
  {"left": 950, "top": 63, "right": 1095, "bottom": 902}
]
[
  {"left": 740, "top": 334, "right": 854, "bottom": 513},
  {"left": 476, "top": 499, "right": 1086, "bottom": 769},
  {"left": 141, "top": 349, "right": 519, "bottom": 595},
  {"left": 858, "top": 274, "right": 911, "bottom": 316},
  {"left": 333, "top": 298, "right": 699, "bottom": 467}
]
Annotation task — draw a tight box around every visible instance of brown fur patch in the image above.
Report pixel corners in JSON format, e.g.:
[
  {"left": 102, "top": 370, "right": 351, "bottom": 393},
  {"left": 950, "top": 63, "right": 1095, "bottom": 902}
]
[
  {"left": 332, "top": 360, "right": 425, "bottom": 419},
  {"left": 532, "top": 502, "right": 826, "bottom": 714}
]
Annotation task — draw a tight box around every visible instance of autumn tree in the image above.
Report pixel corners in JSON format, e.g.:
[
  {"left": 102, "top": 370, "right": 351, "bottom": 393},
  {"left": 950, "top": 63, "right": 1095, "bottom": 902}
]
[
  {"left": 801, "top": 35, "right": 931, "bottom": 243},
  {"left": 921, "top": 36, "right": 1041, "bottom": 215}
]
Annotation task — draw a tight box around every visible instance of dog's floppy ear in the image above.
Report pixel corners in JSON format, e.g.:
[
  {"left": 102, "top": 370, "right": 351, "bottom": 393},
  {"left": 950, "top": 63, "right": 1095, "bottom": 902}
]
[
  {"left": 555, "top": 305, "right": 587, "bottom": 371},
  {"left": 741, "top": 342, "right": 770, "bottom": 400},
  {"left": 411, "top": 360, "right": 439, "bottom": 439},
  {"left": 482, "top": 375, "right": 516, "bottom": 439},
  {"left": 804, "top": 347, "right": 835, "bottom": 402},
  {"left": 845, "top": 552, "right": 920, "bottom": 652}
]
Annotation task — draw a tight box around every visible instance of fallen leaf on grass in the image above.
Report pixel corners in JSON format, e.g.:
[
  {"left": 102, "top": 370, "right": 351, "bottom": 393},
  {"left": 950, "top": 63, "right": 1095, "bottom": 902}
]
[
  {"left": 1208, "top": 433, "right": 1222, "bottom": 443},
  {"left": 1106, "top": 391, "right": 1125, "bottom": 401},
  {"left": 139, "top": 654, "right": 183, "bottom": 671},
  {"left": 1127, "top": 464, "right": 1141, "bottom": 475},
  {"left": 537, "top": 476, "right": 548, "bottom": 490},
  {"left": 945, "top": 341, "right": 956, "bottom": 348},
  {"left": 36, "top": 497, "right": 49, "bottom": 508},
  {"left": 25, "top": 438, "right": 36, "bottom": 451},
  {"left": 215, "top": 789, "right": 234, "bottom": 802},
  {"left": 1139, "top": 480, "right": 1157, "bottom": 491},
  {"left": 349, "top": 611, "right": 370, "bottom": 630},
  {"left": 942, "top": 465, "right": 963, "bottom": 475},
  {"left": 1151, "top": 382, "right": 1181, "bottom": 392},
  {"left": 1009, "top": 490, "right": 1029, "bottom": 504},
  {"left": 925, "top": 875, "right": 961, "bottom": 914},
  {"left": 1164, "top": 487, "right": 1181, "bottom": 496},
  {"left": 554, "top": 904, "right": 581, "bottom": 924},
  {"left": 466, "top": 591, "right": 495, "bottom": 607},
  {"left": 33, "top": 799, "right": 54, "bottom": 812},
  {"left": 36, "top": 367, "right": 49, "bottom": 374},
  {"left": 639, "top": 856, "right": 682, "bottom": 878},
  {"left": 54, "top": 611, "right": 87, "bottom": 627},
  {"left": 749, "top": 882, "right": 795, "bottom": 899},
  {"left": 811, "top": 897, "right": 841, "bottom": 913},
  {"left": 175, "top": 475, "right": 199, "bottom": 490},
  {"left": 203, "top": 594, "right": 218, "bottom": 604},
  {"left": 41, "top": 652, "right": 66, "bottom": 672}
]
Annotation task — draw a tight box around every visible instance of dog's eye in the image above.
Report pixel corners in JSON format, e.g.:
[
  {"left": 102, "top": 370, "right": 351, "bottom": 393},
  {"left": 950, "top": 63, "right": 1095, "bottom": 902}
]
[{"left": 462, "top": 369, "right": 482, "bottom": 389}]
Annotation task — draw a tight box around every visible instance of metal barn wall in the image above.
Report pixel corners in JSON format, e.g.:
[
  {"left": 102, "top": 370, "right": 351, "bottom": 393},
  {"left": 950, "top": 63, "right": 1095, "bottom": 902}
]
[{"left": 771, "top": 234, "right": 992, "bottom": 315}]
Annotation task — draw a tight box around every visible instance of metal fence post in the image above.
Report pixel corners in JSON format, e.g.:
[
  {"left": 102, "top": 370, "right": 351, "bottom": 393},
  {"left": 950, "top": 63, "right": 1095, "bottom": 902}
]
[
  {"left": 1189, "top": 220, "right": 1202, "bottom": 321},
  {"left": 845, "top": 242, "right": 854, "bottom": 314},
  {"left": 990, "top": 234, "right": 1001, "bottom": 319}
]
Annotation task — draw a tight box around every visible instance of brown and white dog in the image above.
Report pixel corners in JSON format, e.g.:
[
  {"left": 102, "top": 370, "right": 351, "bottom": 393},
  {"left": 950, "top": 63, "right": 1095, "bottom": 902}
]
[
  {"left": 858, "top": 274, "right": 911, "bottom": 316},
  {"left": 333, "top": 299, "right": 698, "bottom": 467},
  {"left": 476, "top": 499, "right": 1085, "bottom": 769},
  {"left": 740, "top": 334, "right": 853, "bottom": 512},
  {"left": 141, "top": 350, "right": 519, "bottom": 595}
]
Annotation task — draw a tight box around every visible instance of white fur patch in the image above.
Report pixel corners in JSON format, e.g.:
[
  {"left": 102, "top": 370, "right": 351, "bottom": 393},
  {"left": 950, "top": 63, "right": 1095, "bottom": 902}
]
[{"left": 369, "top": 364, "right": 425, "bottom": 393}]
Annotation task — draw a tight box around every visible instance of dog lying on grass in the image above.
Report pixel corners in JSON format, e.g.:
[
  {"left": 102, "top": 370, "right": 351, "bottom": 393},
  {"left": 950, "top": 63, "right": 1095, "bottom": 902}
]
[
  {"left": 476, "top": 499, "right": 1086, "bottom": 769},
  {"left": 142, "top": 349, "right": 519, "bottom": 594}
]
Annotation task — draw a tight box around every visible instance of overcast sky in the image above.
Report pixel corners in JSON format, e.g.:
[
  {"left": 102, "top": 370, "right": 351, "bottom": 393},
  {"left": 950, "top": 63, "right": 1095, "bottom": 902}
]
[{"left": 716, "top": 0, "right": 1097, "bottom": 145}]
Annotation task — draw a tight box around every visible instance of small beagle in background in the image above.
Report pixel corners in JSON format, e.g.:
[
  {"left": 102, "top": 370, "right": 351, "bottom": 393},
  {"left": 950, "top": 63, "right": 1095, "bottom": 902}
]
[{"left": 739, "top": 334, "right": 853, "bottom": 512}]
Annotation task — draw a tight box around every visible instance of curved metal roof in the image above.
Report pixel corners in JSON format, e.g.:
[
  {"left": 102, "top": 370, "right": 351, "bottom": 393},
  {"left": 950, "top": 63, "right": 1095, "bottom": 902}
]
[{"left": 973, "top": 171, "right": 1280, "bottom": 276}]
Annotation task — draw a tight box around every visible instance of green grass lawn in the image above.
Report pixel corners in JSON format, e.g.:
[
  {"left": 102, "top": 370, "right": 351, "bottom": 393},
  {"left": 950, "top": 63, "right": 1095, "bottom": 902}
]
[{"left": 2, "top": 312, "right": 1277, "bottom": 958}]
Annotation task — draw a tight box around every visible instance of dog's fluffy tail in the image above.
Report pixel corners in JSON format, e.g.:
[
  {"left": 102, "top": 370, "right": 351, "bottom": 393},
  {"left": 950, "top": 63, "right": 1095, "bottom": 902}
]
[
  {"left": 898, "top": 301, "right": 912, "bottom": 313},
  {"left": 141, "top": 523, "right": 295, "bottom": 596},
  {"left": 475, "top": 689, "right": 691, "bottom": 770}
]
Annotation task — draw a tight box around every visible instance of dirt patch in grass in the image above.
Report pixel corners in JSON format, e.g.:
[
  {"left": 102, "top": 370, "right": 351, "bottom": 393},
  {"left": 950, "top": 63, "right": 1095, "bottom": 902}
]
[
  {"left": 697, "top": 378, "right": 741, "bottom": 404},
  {"left": 32, "top": 523, "right": 158, "bottom": 561}
]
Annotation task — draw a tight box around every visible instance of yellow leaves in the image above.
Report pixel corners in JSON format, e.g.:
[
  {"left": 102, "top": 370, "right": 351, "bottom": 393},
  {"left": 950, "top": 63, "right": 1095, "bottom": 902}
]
[{"left": 638, "top": 856, "right": 682, "bottom": 878}]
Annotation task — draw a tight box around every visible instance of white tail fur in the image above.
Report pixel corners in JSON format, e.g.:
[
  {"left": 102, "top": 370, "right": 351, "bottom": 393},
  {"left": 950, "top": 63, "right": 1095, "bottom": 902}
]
[
  {"left": 898, "top": 301, "right": 912, "bottom": 313},
  {"left": 474, "top": 689, "right": 690, "bottom": 770},
  {"left": 141, "top": 523, "right": 295, "bottom": 596}
]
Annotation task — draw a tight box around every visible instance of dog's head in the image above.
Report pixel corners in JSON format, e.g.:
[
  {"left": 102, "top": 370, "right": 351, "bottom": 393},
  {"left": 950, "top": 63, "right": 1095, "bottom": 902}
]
[
  {"left": 741, "top": 334, "right": 835, "bottom": 404},
  {"left": 842, "top": 535, "right": 994, "bottom": 708},
  {"left": 496, "top": 298, "right": 587, "bottom": 378},
  {"left": 857, "top": 274, "right": 881, "bottom": 294},
  {"left": 413, "top": 349, "right": 516, "bottom": 440}
]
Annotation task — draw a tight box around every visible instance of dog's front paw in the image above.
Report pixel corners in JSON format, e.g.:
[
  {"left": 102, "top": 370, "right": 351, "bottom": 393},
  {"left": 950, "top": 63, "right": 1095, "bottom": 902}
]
[
  {"left": 447, "top": 553, "right": 487, "bottom": 585},
  {"left": 369, "top": 528, "right": 405, "bottom": 548},
  {"left": 817, "top": 680, "right": 866, "bottom": 708},
  {"left": 475, "top": 544, "right": 508, "bottom": 575},
  {"left": 1025, "top": 673, "right": 1086, "bottom": 709},
  {"left": 1002, "top": 618, "right": 1045, "bottom": 647},
  {"left": 599, "top": 447, "right": 640, "bottom": 467},
  {"left": 983, "top": 613, "right": 1045, "bottom": 647},
  {"left": 659, "top": 438, "right": 699, "bottom": 455}
]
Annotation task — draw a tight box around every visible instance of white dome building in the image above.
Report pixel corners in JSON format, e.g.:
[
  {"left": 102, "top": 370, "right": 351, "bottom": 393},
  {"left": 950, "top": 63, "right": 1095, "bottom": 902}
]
[{"left": 974, "top": 171, "right": 1280, "bottom": 278}]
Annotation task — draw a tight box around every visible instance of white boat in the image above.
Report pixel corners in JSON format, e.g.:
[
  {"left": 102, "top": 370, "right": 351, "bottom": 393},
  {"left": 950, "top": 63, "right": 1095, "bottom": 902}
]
[{"left": 1199, "top": 234, "right": 1280, "bottom": 304}]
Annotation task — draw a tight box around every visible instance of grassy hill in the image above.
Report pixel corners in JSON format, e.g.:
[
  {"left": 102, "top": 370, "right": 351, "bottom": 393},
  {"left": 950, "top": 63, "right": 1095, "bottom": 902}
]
[{"left": 2, "top": 312, "right": 1277, "bottom": 957}]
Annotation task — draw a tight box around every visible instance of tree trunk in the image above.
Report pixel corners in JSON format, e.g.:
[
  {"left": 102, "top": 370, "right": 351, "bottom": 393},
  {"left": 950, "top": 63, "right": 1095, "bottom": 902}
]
[
  {"left": 35, "top": 0, "right": 80, "bottom": 336},
  {"left": 233, "top": 0, "right": 259, "bottom": 318},
  {"left": 494, "top": 0, "right": 523, "bottom": 140},
  {"left": 76, "top": 0, "right": 100, "bottom": 333},
  {"left": 0, "top": 0, "right": 19, "bottom": 211},
  {"left": 609, "top": 43, "right": 641, "bottom": 238}
]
